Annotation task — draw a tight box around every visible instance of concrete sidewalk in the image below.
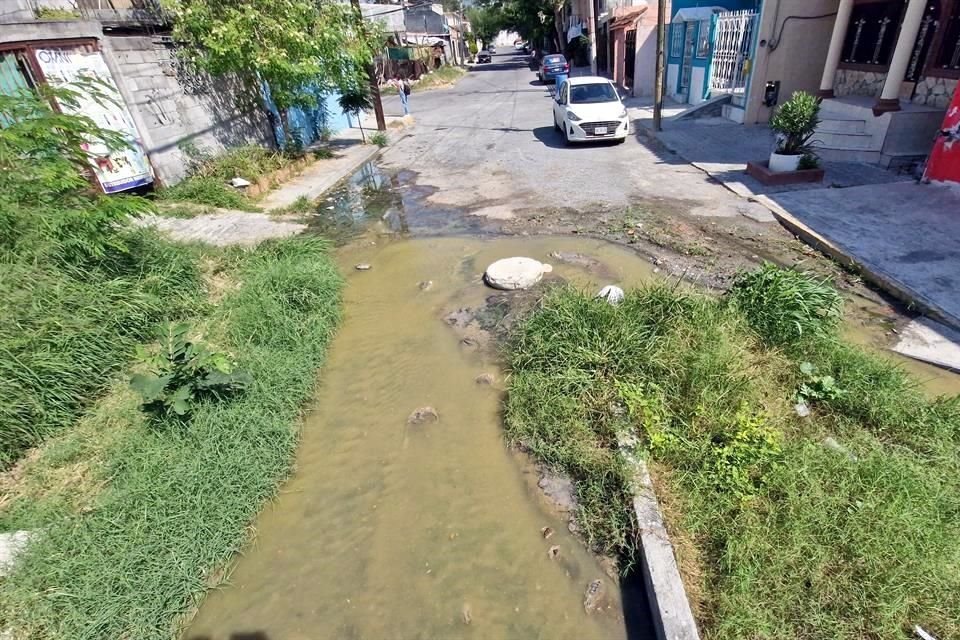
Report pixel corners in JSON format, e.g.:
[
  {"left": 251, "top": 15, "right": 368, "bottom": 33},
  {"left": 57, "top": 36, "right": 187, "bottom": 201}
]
[
  {"left": 628, "top": 101, "right": 960, "bottom": 332},
  {"left": 629, "top": 104, "right": 910, "bottom": 198},
  {"left": 762, "top": 181, "right": 960, "bottom": 329}
]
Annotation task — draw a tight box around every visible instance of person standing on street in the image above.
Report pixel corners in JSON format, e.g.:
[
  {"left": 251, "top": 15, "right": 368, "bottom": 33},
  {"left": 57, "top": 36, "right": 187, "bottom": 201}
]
[{"left": 392, "top": 75, "right": 411, "bottom": 116}]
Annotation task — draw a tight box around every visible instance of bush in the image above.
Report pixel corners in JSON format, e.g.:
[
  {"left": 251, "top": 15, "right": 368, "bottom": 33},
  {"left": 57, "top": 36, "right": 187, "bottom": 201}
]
[
  {"left": 370, "top": 131, "right": 388, "bottom": 147},
  {"left": 130, "top": 323, "right": 251, "bottom": 422},
  {"left": 728, "top": 262, "right": 843, "bottom": 349},
  {"left": 770, "top": 91, "right": 821, "bottom": 156}
]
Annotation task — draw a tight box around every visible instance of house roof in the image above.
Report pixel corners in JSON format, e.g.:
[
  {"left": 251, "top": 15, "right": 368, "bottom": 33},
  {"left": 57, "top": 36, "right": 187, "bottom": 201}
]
[
  {"left": 609, "top": 5, "right": 648, "bottom": 30},
  {"left": 671, "top": 6, "right": 725, "bottom": 22}
]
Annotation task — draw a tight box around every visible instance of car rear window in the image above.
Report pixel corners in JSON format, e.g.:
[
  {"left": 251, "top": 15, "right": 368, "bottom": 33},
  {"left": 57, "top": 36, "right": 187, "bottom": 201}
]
[{"left": 545, "top": 55, "right": 566, "bottom": 64}]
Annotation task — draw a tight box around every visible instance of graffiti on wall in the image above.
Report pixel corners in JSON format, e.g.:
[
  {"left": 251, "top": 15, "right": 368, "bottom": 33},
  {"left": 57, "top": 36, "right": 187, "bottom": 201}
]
[{"left": 35, "top": 47, "right": 153, "bottom": 193}]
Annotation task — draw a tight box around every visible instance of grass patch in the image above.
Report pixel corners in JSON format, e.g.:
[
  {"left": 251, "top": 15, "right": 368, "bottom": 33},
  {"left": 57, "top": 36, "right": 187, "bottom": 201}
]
[
  {"left": 369, "top": 131, "right": 388, "bottom": 147},
  {"left": 156, "top": 176, "right": 260, "bottom": 211},
  {"left": 157, "top": 144, "right": 305, "bottom": 210},
  {"left": 0, "top": 231, "right": 203, "bottom": 468},
  {"left": 506, "top": 271, "right": 960, "bottom": 640},
  {"left": 399, "top": 66, "right": 466, "bottom": 92},
  {"left": 0, "top": 237, "right": 343, "bottom": 639},
  {"left": 271, "top": 195, "right": 315, "bottom": 215}
]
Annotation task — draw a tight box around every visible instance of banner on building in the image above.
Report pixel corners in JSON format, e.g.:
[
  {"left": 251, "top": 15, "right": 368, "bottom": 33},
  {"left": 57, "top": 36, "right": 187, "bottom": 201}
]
[{"left": 35, "top": 46, "right": 153, "bottom": 193}]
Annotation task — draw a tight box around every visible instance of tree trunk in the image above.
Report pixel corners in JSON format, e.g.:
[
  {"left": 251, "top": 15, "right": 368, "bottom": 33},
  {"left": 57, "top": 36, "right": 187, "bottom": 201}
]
[
  {"left": 357, "top": 113, "right": 366, "bottom": 143},
  {"left": 554, "top": 10, "right": 566, "bottom": 53}
]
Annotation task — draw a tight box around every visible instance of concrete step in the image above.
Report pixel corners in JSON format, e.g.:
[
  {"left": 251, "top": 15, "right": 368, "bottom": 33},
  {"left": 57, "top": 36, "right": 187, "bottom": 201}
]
[
  {"left": 721, "top": 103, "right": 745, "bottom": 123},
  {"left": 816, "top": 147, "right": 883, "bottom": 163},
  {"left": 811, "top": 131, "right": 879, "bottom": 151},
  {"left": 674, "top": 93, "right": 731, "bottom": 120},
  {"left": 817, "top": 117, "right": 867, "bottom": 134}
]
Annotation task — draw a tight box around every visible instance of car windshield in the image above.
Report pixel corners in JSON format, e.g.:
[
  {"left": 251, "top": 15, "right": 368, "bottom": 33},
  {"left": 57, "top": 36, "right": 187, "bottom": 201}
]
[
  {"left": 544, "top": 56, "right": 566, "bottom": 65},
  {"left": 570, "top": 82, "right": 618, "bottom": 104}
]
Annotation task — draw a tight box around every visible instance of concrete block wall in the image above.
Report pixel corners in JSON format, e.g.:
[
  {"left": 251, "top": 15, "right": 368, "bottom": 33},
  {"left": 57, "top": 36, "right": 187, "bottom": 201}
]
[{"left": 101, "top": 34, "right": 273, "bottom": 186}]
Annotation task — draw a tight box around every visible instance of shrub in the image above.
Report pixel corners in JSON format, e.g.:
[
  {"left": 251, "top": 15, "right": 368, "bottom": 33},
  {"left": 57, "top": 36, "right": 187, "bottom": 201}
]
[
  {"left": 370, "top": 131, "right": 388, "bottom": 147},
  {"left": 728, "top": 262, "right": 843, "bottom": 349},
  {"left": 130, "top": 323, "right": 251, "bottom": 422},
  {"left": 770, "top": 91, "right": 821, "bottom": 156}
]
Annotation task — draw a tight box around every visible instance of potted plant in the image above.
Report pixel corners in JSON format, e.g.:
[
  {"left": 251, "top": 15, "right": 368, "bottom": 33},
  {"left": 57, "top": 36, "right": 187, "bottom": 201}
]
[{"left": 769, "top": 91, "right": 820, "bottom": 172}]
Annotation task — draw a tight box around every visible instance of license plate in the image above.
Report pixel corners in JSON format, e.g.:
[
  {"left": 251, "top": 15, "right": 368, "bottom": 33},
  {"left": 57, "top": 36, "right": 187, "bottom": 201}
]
[{"left": 594, "top": 127, "right": 607, "bottom": 135}]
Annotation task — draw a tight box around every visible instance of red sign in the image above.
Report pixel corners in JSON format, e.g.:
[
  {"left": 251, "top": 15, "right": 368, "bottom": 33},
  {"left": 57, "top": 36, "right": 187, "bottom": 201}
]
[{"left": 924, "top": 86, "right": 960, "bottom": 184}]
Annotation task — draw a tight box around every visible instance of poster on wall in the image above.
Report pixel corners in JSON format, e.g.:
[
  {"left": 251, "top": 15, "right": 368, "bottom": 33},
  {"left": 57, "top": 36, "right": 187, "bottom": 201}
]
[{"left": 35, "top": 46, "right": 153, "bottom": 193}]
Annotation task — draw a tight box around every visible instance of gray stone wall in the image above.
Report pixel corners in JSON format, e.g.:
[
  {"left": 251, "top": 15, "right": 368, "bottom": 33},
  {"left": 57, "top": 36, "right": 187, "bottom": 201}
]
[
  {"left": 834, "top": 68, "right": 958, "bottom": 109},
  {"left": 101, "top": 34, "right": 273, "bottom": 186},
  {"left": 912, "top": 76, "right": 959, "bottom": 109},
  {"left": 834, "top": 68, "right": 886, "bottom": 98}
]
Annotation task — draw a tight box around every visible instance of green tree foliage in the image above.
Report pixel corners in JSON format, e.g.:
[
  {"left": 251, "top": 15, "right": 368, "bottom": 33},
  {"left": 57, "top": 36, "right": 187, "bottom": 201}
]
[{"left": 165, "top": 0, "right": 382, "bottom": 132}]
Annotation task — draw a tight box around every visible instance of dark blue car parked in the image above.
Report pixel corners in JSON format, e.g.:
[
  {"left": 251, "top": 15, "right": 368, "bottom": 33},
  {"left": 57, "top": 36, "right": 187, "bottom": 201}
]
[{"left": 538, "top": 54, "right": 569, "bottom": 84}]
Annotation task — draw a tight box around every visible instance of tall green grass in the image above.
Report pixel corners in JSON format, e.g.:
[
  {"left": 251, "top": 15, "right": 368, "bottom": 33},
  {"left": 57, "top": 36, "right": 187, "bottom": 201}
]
[
  {"left": 506, "top": 273, "right": 960, "bottom": 640},
  {"left": 0, "top": 237, "right": 342, "bottom": 639},
  {"left": 0, "top": 230, "right": 203, "bottom": 468}
]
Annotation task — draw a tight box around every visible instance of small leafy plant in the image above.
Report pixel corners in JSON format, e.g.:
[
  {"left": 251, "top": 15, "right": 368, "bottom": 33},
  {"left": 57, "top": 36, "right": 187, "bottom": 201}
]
[
  {"left": 709, "top": 406, "right": 782, "bottom": 499},
  {"left": 798, "top": 153, "right": 820, "bottom": 170},
  {"left": 770, "top": 91, "right": 821, "bottom": 156},
  {"left": 797, "top": 361, "right": 845, "bottom": 402},
  {"left": 370, "top": 131, "right": 388, "bottom": 147},
  {"left": 130, "top": 323, "right": 252, "bottom": 422}
]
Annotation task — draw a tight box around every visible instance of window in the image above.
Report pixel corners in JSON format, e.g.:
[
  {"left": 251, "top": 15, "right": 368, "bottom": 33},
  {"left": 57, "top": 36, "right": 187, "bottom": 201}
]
[
  {"left": 670, "top": 23, "right": 685, "bottom": 58},
  {"left": 570, "top": 82, "right": 618, "bottom": 103},
  {"left": 696, "top": 19, "right": 711, "bottom": 58},
  {"left": 840, "top": 0, "right": 905, "bottom": 68},
  {"left": 933, "top": 0, "right": 960, "bottom": 73}
]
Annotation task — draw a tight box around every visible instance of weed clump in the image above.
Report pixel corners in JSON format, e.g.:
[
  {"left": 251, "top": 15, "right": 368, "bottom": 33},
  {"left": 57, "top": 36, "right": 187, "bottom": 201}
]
[{"left": 506, "top": 266, "right": 960, "bottom": 640}]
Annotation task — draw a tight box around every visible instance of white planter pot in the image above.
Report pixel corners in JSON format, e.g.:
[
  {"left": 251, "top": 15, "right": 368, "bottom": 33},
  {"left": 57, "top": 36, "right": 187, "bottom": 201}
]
[{"left": 769, "top": 152, "right": 801, "bottom": 173}]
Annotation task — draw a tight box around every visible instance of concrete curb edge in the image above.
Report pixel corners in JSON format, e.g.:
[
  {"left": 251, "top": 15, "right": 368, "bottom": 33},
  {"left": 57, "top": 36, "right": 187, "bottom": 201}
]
[
  {"left": 632, "top": 460, "right": 701, "bottom": 640},
  {"left": 753, "top": 194, "right": 960, "bottom": 332}
]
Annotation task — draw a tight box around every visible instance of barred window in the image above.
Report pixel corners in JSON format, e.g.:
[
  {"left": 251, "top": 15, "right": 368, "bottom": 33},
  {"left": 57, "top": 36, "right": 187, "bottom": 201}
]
[
  {"left": 670, "top": 23, "right": 685, "bottom": 58},
  {"left": 841, "top": 0, "right": 904, "bottom": 67},
  {"left": 696, "top": 19, "right": 711, "bottom": 58},
  {"left": 934, "top": 1, "right": 960, "bottom": 71}
]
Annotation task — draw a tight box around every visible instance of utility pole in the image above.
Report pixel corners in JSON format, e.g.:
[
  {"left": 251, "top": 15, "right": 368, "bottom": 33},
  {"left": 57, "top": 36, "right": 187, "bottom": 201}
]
[
  {"left": 653, "top": 0, "right": 666, "bottom": 131},
  {"left": 587, "top": 0, "right": 598, "bottom": 75},
  {"left": 352, "top": 0, "right": 387, "bottom": 131}
]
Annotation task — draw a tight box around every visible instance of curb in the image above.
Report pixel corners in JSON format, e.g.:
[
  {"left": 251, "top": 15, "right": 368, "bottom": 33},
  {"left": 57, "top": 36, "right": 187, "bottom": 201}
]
[
  {"left": 632, "top": 460, "right": 701, "bottom": 640},
  {"left": 753, "top": 194, "right": 960, "bottom": 332}
]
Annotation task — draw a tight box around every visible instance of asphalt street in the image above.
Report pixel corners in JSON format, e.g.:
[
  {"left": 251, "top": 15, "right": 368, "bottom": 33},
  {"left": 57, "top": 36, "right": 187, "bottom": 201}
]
[{"left": 379, "top": 51, "right": 752, "bottom": 220}]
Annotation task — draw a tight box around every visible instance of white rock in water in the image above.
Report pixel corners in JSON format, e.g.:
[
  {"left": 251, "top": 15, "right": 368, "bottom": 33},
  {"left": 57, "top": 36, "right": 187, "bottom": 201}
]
[
  {"left": 596, "top": 285, "right": 625, "bottom": 305},
  {"left": 484, "top": 257, "right": 552, "bottom": 290},
  {"left": 0, "top": 530, "right": 33, "bottom": 577},
  {"left": 229, "top": 177, "right": 251, "bottom": 188}
]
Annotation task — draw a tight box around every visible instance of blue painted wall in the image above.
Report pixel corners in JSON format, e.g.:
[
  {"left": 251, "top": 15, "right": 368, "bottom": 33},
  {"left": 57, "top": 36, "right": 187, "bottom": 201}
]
[
  {"left": 262, "top": 83, "right": 354, "bottom": 149},
  {"left": 666, "top": 0, "right": 760, "bottom": 99}
]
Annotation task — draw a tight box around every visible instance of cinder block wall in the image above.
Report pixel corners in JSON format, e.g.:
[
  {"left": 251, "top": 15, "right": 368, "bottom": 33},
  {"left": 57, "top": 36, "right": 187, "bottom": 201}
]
[{"left": 101, "top": 34, "right": 274, "bottom": 186}]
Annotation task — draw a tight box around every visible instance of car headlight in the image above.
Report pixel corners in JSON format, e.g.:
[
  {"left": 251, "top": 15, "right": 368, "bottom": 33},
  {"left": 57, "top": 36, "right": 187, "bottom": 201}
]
[
  {"left": 618, "top": 107, "right": 628, "bottom": 119},
  {"left": 565, "top": 110, "right": 582, "bottom": 122}
]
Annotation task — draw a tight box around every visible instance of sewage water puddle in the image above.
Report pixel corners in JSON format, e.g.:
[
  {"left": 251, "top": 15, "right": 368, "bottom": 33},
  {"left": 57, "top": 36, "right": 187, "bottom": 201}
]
[
  {"left": 185, "top": 236, "right": 659, "bottom": 640},
  {"left": 187, "top": 166, "right": 960, "bottom": 640}
]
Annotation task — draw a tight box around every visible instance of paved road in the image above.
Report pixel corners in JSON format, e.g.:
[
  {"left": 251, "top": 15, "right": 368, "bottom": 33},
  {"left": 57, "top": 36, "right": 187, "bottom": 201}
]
[{"left": 379, "top": 52, "right": 752, "bottom": 221}]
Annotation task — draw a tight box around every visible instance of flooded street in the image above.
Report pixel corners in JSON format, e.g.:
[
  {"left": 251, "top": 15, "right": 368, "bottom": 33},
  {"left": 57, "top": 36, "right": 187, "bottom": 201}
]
[
  {"left": 186, "top": 155, "right": 960, "bottom": 640},
  {"left": 186, "top": 235, "right": 659, "bottom": 640}
]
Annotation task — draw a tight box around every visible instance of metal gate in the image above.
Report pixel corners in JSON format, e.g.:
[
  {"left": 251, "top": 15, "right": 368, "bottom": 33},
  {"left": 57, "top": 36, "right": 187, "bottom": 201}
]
[{"left": 709, "top": 10, "right": 758, "bottom": 95}]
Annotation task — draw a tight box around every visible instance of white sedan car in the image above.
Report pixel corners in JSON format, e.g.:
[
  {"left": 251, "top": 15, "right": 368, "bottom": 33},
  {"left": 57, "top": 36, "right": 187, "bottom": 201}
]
[{"left": 552, "top": 76, "right": 629, "bottom": 145}]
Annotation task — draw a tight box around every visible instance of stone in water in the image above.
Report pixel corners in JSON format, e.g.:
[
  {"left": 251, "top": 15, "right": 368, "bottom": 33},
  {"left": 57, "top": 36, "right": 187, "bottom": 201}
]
[
  {"left": 355, "top": 263, "right": 372, "bottom": 271},
  {"left": 407, "top": 406, "right": 439, "bottom": 424},
  {"left": 475, "top": 373, "right": 496, "bottom": 385},
  {"left": 596, "top": 285, "right": 624, "bottom": 305},
  {"left": 583, "top": 579, "right": 607, "bottom": 613},
  {"left": 484, "top": 257, "right": 552, "bottom": 290}
]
